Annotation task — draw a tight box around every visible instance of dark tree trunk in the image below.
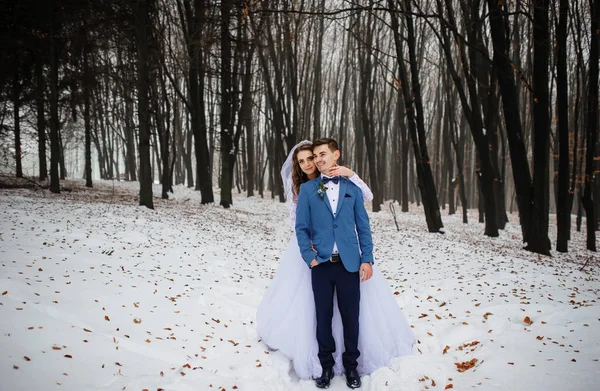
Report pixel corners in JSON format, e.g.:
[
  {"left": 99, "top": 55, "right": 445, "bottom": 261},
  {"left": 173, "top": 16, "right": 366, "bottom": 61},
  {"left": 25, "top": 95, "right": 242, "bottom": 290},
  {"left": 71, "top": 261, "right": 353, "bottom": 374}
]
[
  {"left": 219, "top": 0, "right": 234, "bottom": 208},
  {"left": 83, "top": 34, "right": 93, "bottom": 188},
  {"left": 582, "top": 0, "right": 599, "bottom": 251},
  {"left": 389, "top": 0, "right": 443, "bottom": 231},
  {"left": 528, "top": 0, "right": 552, "bottom": 255},
  {"left": 188, "top": 0, "right": 213, "bottom": 203},
  {"left": 13, "top": 66, "right": 23, "bottom": 178},
  {"left": 487, "top": 0, "right": 534, "bottom": 242},
  {"left": 49, "top": 0, "right": 60, "bottom": 194},
  {"left": 312, "top": 0, "right": 325, "bottom": 140},
  {"left": 35, "top": 57, "right": 47, "bottom": 181},
  {"left": 555, "top": 0, "right": 570, "bottom": 252},
  {"left": 135, "top": 0, "right": 154, "bottom": 209}
]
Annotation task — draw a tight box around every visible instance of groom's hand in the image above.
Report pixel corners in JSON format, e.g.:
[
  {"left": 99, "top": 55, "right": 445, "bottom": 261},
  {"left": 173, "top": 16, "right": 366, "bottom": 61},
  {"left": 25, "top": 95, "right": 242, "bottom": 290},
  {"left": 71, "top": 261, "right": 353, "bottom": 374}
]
[
  {"left": 360, "top": 263, "right": 373, "bottom": 282},
  {"left": 310, "top": 259, "right": 319, "bottom": 268}
]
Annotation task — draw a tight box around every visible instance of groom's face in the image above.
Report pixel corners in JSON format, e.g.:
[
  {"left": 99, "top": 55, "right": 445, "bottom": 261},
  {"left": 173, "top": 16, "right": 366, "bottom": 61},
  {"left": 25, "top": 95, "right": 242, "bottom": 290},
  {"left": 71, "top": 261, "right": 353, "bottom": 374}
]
[{"left": 313, "top": 144, "right": 340, "bottom": 175}]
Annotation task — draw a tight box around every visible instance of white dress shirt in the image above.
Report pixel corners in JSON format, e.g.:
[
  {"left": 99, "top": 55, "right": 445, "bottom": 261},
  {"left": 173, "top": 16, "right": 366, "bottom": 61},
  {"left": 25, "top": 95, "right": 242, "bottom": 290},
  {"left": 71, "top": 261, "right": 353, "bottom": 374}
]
[{"left": 322, "top": 175, "right": 340, "bottom": 254}]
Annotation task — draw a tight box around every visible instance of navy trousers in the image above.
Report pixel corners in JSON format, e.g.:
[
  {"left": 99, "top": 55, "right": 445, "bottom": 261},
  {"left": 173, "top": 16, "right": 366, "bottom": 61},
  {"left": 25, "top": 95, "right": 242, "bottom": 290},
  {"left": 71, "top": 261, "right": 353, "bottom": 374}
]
[{"left": 311, "top": 260, "right": 360, "bottom": 371}]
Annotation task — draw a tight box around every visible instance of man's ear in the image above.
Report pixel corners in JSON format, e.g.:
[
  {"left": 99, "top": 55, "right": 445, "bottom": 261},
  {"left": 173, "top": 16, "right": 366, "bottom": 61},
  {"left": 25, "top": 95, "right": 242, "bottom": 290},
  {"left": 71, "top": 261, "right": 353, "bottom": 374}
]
[{"left": 334, "top": 150, "right": 340, "bottom": 160}]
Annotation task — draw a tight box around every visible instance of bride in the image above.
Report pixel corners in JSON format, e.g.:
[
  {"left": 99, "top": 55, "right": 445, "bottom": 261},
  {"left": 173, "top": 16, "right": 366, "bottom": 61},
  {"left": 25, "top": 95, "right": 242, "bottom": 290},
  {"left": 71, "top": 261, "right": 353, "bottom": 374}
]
[{"left": 257, "top": 140, "right": 414, "bottom": 380}]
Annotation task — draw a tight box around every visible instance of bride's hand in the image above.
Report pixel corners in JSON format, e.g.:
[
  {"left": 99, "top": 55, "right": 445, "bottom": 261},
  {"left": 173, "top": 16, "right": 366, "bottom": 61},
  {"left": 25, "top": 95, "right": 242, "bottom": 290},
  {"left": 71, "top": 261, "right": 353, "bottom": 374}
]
[{"left": 329, "top": 165, "right": 354, "bottom": 178}]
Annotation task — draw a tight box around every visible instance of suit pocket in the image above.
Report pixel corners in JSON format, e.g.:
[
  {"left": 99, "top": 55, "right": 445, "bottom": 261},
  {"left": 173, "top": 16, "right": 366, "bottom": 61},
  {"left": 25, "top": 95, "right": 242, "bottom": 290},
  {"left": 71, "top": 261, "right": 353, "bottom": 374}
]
[{"left": 344, "top": 193, "right": 352, "bottom": 198}]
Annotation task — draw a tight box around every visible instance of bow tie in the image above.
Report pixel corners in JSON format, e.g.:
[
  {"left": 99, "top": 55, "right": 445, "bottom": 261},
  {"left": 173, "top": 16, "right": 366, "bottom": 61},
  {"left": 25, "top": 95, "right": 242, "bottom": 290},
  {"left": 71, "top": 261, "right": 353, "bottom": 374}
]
[{"left": 322, "top": 176, "right": 339, "bottom": 185}]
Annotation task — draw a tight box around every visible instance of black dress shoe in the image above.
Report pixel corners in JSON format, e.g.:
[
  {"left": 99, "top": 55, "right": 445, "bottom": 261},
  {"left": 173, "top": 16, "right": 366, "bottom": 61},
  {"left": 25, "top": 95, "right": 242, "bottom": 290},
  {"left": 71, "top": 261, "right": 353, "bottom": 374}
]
[
  {"left": 345, "top": 368, "right": 361, "bottom": 389},
  {"left": 315, "top": 367, "right": 334, "bottom": 388}
]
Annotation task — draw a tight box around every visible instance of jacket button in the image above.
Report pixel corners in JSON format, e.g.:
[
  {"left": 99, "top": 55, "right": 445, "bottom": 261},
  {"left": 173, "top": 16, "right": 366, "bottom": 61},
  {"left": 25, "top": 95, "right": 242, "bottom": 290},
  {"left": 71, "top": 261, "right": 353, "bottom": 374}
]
[{"left": 333, "top": 224, "right": 337, "bottom": 228}]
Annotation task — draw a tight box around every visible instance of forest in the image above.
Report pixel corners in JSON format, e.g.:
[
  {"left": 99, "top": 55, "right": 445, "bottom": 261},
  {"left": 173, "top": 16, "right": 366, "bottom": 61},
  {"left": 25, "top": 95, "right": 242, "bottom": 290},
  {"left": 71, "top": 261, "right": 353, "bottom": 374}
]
[{"left": 0, "top": 0, "right": 598, "bottom": 255}]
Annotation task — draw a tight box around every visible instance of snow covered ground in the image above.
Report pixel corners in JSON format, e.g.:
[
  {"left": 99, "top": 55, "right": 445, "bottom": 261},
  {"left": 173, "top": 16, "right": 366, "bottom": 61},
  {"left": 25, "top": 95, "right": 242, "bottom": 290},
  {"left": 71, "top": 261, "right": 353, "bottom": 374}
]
[{"left": 1, "top": 180, "right": 599, "bottom": 391}]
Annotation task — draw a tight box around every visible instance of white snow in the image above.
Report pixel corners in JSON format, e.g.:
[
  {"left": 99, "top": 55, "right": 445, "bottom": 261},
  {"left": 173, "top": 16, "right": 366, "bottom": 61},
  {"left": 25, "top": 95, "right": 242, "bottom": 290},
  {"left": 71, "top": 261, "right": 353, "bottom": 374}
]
[{"left": 1, "top": 180, "right": 599, "bottom": 391}]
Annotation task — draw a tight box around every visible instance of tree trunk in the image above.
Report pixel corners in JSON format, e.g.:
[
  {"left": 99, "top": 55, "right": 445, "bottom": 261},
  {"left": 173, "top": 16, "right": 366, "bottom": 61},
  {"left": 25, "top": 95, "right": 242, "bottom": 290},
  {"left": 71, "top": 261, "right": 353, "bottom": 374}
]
[
  {"left": 582, "top": 0, "right": 599, "bottom": 251},
  {"left": 135, "top": 0, "right": 154, "bottom": 209},
  {"left": 555, "top": 0, "right": 570, "bottom": 252},
  {"left": 13, "top": 66, "right": 23, "bottom": 178},
  {"left": 35, "top": 56, "right": 47, "bottom": 181},
  {"left": 219, "top": 0, "right": 234, "bottom": 208},
  {"left": 49, "top": 0, "right": 60, "bottom": 194},
  {"left": 83, "top": 34, "right": 93, "bottom": 188},
  {"left": 528, "top": 0, "right": 552, "bottom": 255},
  {"left": 487, "top": 0, "right": 534, "bottom": 242}
]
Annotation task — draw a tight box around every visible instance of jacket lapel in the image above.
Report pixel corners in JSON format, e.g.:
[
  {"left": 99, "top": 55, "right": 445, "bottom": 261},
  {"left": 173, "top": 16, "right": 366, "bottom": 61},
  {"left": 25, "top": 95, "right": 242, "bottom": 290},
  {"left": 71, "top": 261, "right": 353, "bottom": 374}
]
[
  {"left": 335, "top": 178, "right": 348, "bottom": 217},
  {"left": 315, "top": 179, "right": 334, "bottom": 216}
]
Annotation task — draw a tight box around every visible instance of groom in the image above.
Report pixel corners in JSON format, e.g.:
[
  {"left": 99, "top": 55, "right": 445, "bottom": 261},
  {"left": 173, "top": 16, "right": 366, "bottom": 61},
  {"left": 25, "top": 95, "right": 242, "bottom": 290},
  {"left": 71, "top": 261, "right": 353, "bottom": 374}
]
[{"left": 295, "top": 138, "right": 373, "bottom": 389}]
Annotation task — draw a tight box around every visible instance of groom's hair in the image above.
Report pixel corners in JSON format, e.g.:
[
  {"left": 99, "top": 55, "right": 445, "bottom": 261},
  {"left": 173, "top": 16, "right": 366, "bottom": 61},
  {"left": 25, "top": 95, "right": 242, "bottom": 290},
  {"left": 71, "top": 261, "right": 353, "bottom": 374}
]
[{"left": 312, "top": 138, "right": 339, "bottom": 153}]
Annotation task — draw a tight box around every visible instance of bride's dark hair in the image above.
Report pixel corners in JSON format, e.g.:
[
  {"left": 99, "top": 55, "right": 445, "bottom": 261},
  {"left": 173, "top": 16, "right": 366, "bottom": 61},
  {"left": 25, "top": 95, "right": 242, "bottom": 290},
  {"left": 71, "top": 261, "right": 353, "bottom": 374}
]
[{"left": 291, "top": 144, "right": 314, "bottom": 201}]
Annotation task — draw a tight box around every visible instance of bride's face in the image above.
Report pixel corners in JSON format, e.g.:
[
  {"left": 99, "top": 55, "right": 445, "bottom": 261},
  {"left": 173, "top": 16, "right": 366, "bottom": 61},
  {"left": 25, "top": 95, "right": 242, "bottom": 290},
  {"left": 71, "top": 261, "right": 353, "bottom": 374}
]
[{"left": 297, "top": 150, "right": 316, "bottom": 176}]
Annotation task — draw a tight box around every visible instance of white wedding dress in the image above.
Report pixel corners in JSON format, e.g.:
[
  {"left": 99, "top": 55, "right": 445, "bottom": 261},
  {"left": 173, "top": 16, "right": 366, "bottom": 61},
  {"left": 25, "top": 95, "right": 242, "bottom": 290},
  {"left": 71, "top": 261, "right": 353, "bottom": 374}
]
[{"left": 256, "top": 141, "right": 415, "bottom": 380}]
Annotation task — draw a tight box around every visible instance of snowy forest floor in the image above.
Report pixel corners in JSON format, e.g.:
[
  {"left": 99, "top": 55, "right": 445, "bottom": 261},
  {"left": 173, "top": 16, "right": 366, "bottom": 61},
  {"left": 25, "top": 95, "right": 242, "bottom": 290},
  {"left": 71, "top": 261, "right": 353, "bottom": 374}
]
[{"left": 1, "top": 179, "right": 599, "bottom": 391}]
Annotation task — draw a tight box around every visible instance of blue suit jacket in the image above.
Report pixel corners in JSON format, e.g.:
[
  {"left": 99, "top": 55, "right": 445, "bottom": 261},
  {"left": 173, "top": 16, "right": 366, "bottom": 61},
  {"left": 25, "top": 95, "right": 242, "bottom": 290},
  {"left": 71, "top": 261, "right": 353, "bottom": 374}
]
[{"left": 295, "top": 176, "right": 373, "bottom": 272}]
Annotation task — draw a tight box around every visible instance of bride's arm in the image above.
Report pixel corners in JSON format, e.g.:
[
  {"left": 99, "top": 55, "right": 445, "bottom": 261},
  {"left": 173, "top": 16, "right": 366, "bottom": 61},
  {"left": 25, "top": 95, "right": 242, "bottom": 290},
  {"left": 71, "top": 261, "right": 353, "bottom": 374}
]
[
  {"left": 288, "top": 200, "right": 298, "bottom": 229},
  {"left": 329, "top": 166, "right": 373, "bottom": 201},
  {"left": 348, "top": 174, "right": 373, "bottom": 201}
]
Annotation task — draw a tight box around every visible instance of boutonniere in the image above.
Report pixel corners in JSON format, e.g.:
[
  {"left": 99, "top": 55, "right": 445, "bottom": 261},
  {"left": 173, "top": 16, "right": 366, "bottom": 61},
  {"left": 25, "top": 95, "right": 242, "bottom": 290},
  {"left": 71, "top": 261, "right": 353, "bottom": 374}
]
[{"left": 317, "top": 181, "right": 326, "bottom": 200}]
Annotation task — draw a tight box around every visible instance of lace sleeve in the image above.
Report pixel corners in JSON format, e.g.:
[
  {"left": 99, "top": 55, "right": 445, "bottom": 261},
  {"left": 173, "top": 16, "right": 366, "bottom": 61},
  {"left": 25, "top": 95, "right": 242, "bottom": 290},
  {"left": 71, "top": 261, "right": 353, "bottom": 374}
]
[
  {"left": 288, "top": 200, "right": 298, "bottom": 230},
  {"left": 348, "top": 174, "right": 373, "bottom": 201}
]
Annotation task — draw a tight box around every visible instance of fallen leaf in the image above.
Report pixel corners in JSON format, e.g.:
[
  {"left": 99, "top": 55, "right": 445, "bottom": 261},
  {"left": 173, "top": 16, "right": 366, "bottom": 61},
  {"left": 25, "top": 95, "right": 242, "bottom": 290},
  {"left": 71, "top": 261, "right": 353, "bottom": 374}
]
[
  {"left": 2, "top": 291, "right": 7, "bottom": 295},
  {"left": 83, "top": 328, "right": 92, "bottom": 333},
  {"left": 24, "top": 356, "right": 31, "bottom": 361},
  {"left": 133, "top": 318, "right": 142, "bottom": 324},
  {"left": 455, "top": 358, "right": 478, "bottom": 372},
  {"left": 105, "top": 316, "right": 110, "bottom": 321},
  {"left": 64, "top": 355, "right": 72, "bottom": 359},
  {"left": 524, "top": 316, "right": 533, "bottom": 325},
  {"left": 443, "top": 345, "right": 450, "bottom": 354},
  {"left": 445, "top": 384, "right": 454, "bottom": 389}
]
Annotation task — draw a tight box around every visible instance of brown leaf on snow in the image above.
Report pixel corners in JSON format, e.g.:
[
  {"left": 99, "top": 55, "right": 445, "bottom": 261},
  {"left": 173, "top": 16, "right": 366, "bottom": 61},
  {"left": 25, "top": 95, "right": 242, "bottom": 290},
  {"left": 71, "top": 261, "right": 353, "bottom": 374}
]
[
  {"left": 145, "top": 339, "right": 151, "bottom": 343},
  {"left": 228, "top": 340, "right": 239, "bottom": 346},
  {"left": 83, "top": 328, "right": 92, "bottom": 333},
  {"left": 443, "top": 345, "right": 450, "bottom": 355},
  {"left": 13, "top": 365, "right": 19, "bottom": 370},
  {"left": 445, "top": 384, "right": 453, "bottom": 389},
  {"left": 133, "top": 302, "right": 139, "bottom": 308},
  {"left": 524, "top": 316, "right": 533, "bottom": 325},
  {"left": 52, "top": 346, "right": 62, "bottom": 350},
  {"left": 2, "top": 291, "right": 7, "bottom": 295},
  {"left": 64, "top": 355, "right": 72, "bottom": 358},
  {"left": 24, "top": 356, "right": 31, "bottom": 361},
  {"left": 419, "top": 313, "right": 428, "bottom": 318},
  {"left": 455, "top": 358, "right": 478, "bottom": 372},
  {"left": 536, "top": 336, "right": 544, "bottom": 340},
  {"left": 483, "top": 312, "right": 493, "bottom": 320},
  {"left": 104, "top": 315, "right": 110, "bottom": 321},
  {"left": 133, "top": 318, "right": 142, "bottom": 324}
]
